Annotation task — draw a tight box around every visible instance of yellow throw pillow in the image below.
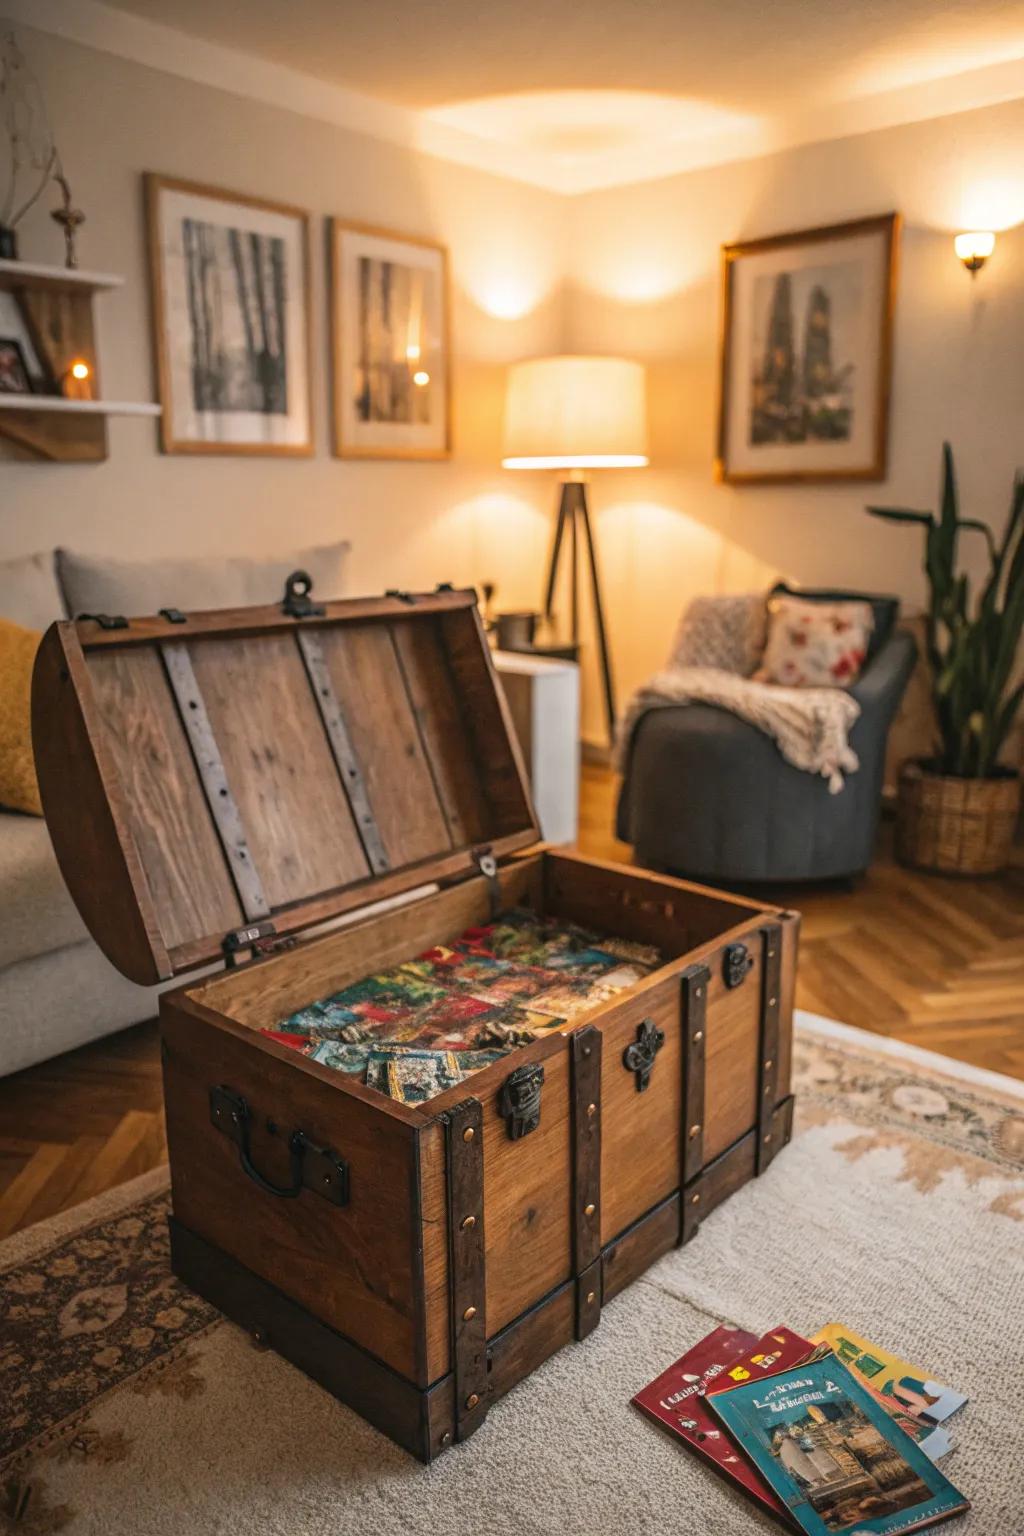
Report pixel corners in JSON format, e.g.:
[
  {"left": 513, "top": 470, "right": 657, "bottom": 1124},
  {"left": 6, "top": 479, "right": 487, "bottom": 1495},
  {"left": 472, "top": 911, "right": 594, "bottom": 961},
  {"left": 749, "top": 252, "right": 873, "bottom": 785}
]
[{"left": 0, "top": 617, "right": 43, "bottom": 815}]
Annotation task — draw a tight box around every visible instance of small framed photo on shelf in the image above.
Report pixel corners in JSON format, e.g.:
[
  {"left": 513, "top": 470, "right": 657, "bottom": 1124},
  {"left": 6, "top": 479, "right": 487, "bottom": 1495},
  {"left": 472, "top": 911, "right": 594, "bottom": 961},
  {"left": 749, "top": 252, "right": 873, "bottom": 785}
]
[
  {"left": 329, "top": 219, "right": 450, "bottom": 460},
  {"left": 0, "top": 338, "right": 33, "bottom": 395},
  {"left": 145, "top": 174, "right": 313, "bottom": 455},
  {"left": 716, "top": 212, "right": 899, "bottom": 484}
]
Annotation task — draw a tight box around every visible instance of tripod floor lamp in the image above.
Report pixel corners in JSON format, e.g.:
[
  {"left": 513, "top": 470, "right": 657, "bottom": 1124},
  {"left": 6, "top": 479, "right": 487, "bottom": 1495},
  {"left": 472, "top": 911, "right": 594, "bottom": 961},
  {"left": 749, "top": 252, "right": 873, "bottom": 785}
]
[{"left": 502, "top": 355, "right": 648, "bottom": 743}]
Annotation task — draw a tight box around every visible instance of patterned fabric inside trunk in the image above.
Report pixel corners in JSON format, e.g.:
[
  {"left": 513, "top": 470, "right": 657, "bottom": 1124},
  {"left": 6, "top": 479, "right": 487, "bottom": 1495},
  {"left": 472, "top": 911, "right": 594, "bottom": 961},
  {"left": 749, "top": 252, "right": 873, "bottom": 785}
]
[{"left": 261, "top": 909, "right": 661, "bottom": 1105}]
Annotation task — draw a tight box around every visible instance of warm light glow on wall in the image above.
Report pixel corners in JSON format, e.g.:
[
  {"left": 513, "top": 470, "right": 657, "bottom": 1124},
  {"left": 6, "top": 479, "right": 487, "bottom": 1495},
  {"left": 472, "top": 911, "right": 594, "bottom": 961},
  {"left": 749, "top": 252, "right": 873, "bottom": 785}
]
[
  {"left": 958, "top": 176, "right": 1024, "bottom": 233},
  {"left": 413, "top": 369, "right": 430, "bottom": 386}
]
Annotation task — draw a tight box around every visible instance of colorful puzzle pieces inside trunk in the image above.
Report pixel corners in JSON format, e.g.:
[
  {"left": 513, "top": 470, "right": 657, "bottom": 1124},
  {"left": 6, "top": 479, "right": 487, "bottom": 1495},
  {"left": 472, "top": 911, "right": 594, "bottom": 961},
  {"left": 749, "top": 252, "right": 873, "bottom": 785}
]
[{"left": 262, "top": 908, "right": 661, "bottom": 1103}]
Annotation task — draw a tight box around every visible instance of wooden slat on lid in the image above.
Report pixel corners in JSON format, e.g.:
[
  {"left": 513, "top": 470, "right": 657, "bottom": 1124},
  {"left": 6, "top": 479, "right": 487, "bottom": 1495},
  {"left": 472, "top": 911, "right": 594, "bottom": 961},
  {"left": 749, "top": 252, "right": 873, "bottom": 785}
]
[
  {"left": 88, "top": 646, "right": 244, "bottom": 949},
  {"left": 32, "top": 587, "right": 539, "bottom": 986},
  {"left": 315, "top": 623, "right": 450, "bottom": 866}
]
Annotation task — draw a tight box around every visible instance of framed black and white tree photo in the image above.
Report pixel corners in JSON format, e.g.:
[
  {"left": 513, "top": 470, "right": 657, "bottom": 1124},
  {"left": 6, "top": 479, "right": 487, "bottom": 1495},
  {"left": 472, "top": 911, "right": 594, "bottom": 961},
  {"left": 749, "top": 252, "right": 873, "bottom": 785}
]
[
  {"left": 330, "top": 219, "right": 450, "bottom": 460},
  {"left": 146, "top": 175, "right": 313, "bottom": 455},
  {"left": 716, "top": 212, "right": 899, "bottom": 484}
]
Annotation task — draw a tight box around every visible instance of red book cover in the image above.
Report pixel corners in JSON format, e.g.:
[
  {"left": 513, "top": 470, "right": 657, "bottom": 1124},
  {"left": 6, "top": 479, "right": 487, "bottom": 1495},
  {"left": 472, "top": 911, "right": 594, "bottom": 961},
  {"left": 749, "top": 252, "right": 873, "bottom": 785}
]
[{"left": 633, "top": 1325, "right": 816, "bottom": 1528}]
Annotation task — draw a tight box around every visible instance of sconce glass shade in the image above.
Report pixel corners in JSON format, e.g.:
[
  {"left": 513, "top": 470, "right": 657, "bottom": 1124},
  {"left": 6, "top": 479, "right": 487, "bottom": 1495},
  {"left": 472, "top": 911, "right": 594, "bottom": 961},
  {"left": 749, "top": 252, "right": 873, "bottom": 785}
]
[
  {"left": 502, "top": 355, "right": 648, "bottom": 469},
  {"left": 954, "top": 231, "right": 995, "bottom": 271}
]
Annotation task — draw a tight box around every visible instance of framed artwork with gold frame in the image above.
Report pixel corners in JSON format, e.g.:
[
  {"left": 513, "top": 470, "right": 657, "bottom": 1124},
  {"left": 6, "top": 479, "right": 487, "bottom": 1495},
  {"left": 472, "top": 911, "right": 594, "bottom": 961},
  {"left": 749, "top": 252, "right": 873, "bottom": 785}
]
[
  {"left": 145, "top": 174, "right": 313, "bottom": 456},
  {"left": 716, "top": 212, "right": 899, "bottom": 484},
  {"left": 329, "top": 218, "right": 451, "bottom": 461}
]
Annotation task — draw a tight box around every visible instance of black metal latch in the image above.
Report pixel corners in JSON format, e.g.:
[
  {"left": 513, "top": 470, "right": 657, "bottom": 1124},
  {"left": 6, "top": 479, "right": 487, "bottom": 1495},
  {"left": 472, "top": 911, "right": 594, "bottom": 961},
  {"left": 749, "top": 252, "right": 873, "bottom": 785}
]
[
  {"left": 473, "top": 846, "right": 502, "bottom": 919},
  {"left": 221, "top": 921, "right": 297, "bottom": 969},
  {"left": 498, "top": 1062, "right": 545, "bottom": 1139},
  {"left": 209, "top": 1085, "right": 349, "bottom": 1207},
  {"left": 623, "top": 1017, "right": 665, "bottom": 1092},
  {"left": 723, "top": 942, "right": 754, "bottom": 989},
  {"left": 282, "top": 569, "right": 326, "bottom": 619},
  {"left": 77, "top": 611, "right": 128, "bottom": 630}
]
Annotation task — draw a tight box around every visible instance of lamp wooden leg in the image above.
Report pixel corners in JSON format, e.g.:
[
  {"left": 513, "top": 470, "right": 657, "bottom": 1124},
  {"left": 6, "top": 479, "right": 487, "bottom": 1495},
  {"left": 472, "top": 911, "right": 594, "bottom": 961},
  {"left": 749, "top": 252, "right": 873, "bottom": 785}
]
[
  {"left": 543, "top": 488, "right": 568, "bottom": 620},
  {"left": 579, "top": 487, "right": 617, "bottom": 741}
]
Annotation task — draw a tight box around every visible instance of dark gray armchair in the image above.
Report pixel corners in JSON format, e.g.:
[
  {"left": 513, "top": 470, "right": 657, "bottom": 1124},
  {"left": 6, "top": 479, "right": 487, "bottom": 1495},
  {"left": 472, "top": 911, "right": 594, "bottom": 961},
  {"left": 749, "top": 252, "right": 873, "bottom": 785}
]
[{"left": 616, "top": 591, "right": 917, "bottom": 885}]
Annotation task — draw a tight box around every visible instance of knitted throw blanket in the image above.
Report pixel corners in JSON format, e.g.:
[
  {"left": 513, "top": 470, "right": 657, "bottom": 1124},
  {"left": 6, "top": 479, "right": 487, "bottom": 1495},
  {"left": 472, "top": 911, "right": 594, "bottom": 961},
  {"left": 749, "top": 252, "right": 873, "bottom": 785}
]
[{"left": 615, "top": 594, "right": 861, "bottom": 794}]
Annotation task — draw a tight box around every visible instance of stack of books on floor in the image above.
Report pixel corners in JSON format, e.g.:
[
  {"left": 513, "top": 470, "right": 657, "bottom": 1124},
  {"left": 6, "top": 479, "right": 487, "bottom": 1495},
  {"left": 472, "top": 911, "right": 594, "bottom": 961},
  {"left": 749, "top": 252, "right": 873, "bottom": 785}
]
[{"left": 633, "top": 1321, "right": 969, "bottom": 1533}]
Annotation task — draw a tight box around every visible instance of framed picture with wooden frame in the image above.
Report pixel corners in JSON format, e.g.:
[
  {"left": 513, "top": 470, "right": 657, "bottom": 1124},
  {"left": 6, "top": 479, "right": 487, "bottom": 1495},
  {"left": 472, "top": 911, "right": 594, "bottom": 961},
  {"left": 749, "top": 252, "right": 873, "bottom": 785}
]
[
  {"left": 329, "top": 218, "right": 451, "bottom": 460},
  {"left": 145, "top": 174, "right": 314, "bottom": 456},
  {"left": 716, "top": 212, "right": 899, "bottom": 485}
]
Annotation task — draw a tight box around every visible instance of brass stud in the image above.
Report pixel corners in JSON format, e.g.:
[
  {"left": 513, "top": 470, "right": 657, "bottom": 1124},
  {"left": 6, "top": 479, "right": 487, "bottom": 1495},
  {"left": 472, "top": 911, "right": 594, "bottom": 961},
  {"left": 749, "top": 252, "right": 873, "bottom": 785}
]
[
  {"left": 763, "top": 1082, "right": 772, "bottom": 1094},
  {"left": 586, "top": 1102, "right": 597, "bottom": 1118},
  {"left": 764, "top": 1058, "right": 773, "bottom": 1071},
  {"left": 584, "top": 1202, "right": 596, "bottom": 1217},
  {"left": 465, "top": 1393, "right": 480, "bottom": 1410},
  {"left": 441, "top": 1432, "right": 452, "bottom": 1446},
  {"left": 690, "top": 1192, "right": 701, "bottom": 1205},
  {"left": 768, "top": 996, "right": 777, "bottom": 1007},
  {"left": 768, "top": 949, "right": 776, "bottom": 958},
  {"left": 583, "top": 1044, "right": 592, "bottom": 1057},
  {"left": 763, "top": 1132, "right": 772, "bottom": 1144},
  {"left": 688, "top": 1123, "right": 701, "bottom": 1138},
  {"left": 695, "top": 986, "right": 703, "bottom": 999},
  {"left": 460, "top": 1214, "right": 476, "bottom": 1231},
  {"left": 463, "top": 1305, "right": 477, "bottom": 1321},
  {"left": 586, "top": 1291, "right": 596, "bottom": 1306},
  {"left": 693, "top": 1030, "right": 703, "bottom": 1044},
  {"left": 462, "top": 1126, "right": 475, "bottom": 1142}
]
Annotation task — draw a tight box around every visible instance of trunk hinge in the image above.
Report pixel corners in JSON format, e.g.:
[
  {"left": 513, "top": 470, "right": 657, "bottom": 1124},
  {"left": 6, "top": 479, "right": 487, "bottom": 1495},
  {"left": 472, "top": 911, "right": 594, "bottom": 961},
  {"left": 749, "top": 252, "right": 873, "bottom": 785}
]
[
  {"left": 221, "top": 920, "right": 298, "bottom": 969},
  {"left": 472, "top": 846, "right": 502, "bottom": 919}
]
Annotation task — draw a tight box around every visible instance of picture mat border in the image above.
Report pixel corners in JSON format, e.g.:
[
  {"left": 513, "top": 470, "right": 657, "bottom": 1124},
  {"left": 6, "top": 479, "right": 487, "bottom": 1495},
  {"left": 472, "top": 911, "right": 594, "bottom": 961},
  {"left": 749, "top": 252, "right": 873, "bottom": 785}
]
[
  {"left": 715, "top": 211, "right": 900, "bottom": 486},
  {"left": 145, "top": 172, "right": 315, "bottom": 457},
  {"left": 329, "top": 217, "right": 452, "bottom": 461}
]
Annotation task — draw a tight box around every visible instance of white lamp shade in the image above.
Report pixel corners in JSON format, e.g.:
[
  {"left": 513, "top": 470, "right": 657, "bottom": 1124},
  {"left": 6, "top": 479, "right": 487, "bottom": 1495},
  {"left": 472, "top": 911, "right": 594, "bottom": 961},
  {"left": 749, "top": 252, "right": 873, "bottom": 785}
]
[{"left": 502, "top": 355, "right": 648, "bottom": 469}]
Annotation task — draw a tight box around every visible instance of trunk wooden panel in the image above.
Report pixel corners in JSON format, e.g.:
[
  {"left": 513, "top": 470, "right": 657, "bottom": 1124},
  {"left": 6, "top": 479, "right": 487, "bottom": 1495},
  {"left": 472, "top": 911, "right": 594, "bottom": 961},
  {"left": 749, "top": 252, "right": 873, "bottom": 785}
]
[
  {"left": 702, "top": 930, "right": 764, "bottom": 1163},
  {"left": 478, "top": 1034, "right": 573, "bottom": 1337},
  {"left": 316, "top": 623, "right": 452, "bottom": 864},
  {"left": 161, "top": 997, "right": 423, "bottom": 1382},
  {"left": 187, "top": 634, "right": 371, "bottom": 904},
  {"left": 597, "top": 972, "right": 682, "bottom": 1246},
  {"left": 88, "top": 646, "right": 244, "bottom": 950},
  {"left": 777, "top": 910, "right": 801, "bottom": 1100},
  {"left": 390, "top": 615, "right": 491, "bottom": 847}
]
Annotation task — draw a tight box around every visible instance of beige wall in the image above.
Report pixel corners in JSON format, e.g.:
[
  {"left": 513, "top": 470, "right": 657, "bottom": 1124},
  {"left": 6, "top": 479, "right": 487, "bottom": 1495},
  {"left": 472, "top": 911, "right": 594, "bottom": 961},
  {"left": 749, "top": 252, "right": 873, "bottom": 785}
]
[
  {"left": 566, "top": 98, "right": 1024, "bottom": 741},
  {"left": 1, "top": 27, "right": 567, "bottom": 614},
  {"left": 5, "top": 28, "right": 1024, "bottom": 749}
]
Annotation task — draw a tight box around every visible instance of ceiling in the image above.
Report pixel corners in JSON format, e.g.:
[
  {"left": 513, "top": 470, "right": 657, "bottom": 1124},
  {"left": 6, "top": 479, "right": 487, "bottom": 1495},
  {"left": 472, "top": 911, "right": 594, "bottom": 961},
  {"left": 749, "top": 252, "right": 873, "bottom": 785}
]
[{"left": 43, "top": 0, "right": 1024, "bottom": 189}]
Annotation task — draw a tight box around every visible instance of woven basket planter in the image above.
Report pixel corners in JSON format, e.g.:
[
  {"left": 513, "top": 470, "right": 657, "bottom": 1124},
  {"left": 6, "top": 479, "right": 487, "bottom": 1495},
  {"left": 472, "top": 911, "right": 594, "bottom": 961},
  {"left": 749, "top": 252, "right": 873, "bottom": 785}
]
[{"left": 896, "top": 761, "right": 1021, "bottom": 875}]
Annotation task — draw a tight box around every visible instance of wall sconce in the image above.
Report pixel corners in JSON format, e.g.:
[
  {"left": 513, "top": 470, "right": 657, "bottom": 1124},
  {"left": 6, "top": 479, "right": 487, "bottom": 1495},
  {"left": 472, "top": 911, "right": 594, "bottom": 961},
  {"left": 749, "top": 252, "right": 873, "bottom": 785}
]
[{"left": 954, "top": 231, "right": 995, "bottom": 276}]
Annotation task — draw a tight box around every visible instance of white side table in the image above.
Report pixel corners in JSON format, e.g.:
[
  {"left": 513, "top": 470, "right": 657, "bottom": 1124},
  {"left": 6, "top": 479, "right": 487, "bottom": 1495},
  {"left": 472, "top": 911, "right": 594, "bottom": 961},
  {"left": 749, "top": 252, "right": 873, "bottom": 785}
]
[{"left": 493, "top": 651, "right": 580, "bottom": 845}]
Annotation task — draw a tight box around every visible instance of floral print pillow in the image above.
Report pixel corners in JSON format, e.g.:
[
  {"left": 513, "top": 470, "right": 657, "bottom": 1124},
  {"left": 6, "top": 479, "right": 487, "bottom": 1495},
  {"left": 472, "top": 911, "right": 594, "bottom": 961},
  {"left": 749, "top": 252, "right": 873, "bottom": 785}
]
[{"left": 755, "top": 595, "right": 873, "bottom": 688}]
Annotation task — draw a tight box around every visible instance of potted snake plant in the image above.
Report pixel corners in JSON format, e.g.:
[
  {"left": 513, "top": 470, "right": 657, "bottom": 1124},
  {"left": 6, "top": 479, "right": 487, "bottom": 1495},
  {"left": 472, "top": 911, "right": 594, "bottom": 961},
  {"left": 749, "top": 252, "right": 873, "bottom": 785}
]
[{"left": 867, "top": 444, "right": 1023, "bottom": 874}]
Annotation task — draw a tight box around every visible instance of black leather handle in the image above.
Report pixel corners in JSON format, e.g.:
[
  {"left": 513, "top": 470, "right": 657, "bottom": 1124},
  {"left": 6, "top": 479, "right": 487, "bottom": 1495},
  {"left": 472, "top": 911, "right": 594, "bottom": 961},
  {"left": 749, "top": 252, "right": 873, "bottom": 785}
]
[{"left": 209, "top": 1085, "right": 349, "bottom": 1207}]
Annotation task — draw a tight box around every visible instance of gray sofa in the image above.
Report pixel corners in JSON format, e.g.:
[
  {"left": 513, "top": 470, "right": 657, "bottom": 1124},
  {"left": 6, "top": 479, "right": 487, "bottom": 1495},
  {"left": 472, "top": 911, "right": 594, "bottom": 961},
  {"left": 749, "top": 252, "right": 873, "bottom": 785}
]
[
  {"left": 0, "top": 542, "right": 349, "bottom": 1078},
  {"left": 616, "top": 589, "right": 917, "bottom": 885}
]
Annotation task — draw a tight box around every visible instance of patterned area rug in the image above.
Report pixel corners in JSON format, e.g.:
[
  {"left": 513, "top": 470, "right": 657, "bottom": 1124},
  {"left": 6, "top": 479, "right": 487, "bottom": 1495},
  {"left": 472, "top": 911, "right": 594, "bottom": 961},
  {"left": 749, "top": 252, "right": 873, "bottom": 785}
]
[{"left": 2, "top": 1015, "right": 1022, "bottom": 1535}]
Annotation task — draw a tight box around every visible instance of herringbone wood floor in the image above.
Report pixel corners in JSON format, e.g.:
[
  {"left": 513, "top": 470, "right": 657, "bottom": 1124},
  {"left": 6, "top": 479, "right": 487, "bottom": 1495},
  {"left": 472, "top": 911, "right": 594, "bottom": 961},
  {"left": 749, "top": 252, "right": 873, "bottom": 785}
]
[{"left": 1, "top": 763, "right": 1022, "bottom": 1238}]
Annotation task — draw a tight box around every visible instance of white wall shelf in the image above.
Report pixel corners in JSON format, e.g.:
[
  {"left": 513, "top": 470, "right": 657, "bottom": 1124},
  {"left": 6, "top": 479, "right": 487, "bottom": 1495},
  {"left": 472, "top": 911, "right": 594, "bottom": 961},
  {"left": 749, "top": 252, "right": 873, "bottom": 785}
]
[
  {"left": 0, "top": 395, "right": 160, "bottom": 416},
  {"left": 0, "top": 258, "right": 125, "bottom": 295}
]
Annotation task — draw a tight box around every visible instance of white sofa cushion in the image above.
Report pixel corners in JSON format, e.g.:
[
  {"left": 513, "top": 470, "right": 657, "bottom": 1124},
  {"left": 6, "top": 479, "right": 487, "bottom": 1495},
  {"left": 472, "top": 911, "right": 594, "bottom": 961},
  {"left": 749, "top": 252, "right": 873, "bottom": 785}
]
[
  {"left": 0, "top": 811, "right": 88, "bottom": 970},
  {"left": 0, "top": 551, "right": 66, "bottom": 629},
  {"left": 56, "top": 540, "right": 350, "bottom": 618}
]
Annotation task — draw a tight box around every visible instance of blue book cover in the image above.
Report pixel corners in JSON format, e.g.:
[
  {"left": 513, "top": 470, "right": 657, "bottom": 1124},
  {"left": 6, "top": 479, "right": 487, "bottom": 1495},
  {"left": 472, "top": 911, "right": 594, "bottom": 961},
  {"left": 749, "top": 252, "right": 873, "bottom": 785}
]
[{"left": 707, "top": 1353, "right": 969, "bottom": 1534}]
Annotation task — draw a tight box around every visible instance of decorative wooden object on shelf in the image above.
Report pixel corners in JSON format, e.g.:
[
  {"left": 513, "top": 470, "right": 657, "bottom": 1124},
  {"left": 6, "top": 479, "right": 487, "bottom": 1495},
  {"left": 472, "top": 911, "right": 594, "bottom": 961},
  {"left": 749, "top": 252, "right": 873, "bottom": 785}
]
[
  {"left": 0, "top": 258, "right": 160, "bottom": 462},
  {"left": 32, "top": 580, "right": 799, "bottom": 1461}
]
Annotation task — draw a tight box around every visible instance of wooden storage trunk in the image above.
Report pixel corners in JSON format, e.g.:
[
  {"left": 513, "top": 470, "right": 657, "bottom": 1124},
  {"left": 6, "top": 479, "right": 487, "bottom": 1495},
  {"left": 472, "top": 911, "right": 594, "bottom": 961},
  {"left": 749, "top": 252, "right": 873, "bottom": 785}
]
[{"left": 33, "top": 580, "right": 799, "bottom": 1462}]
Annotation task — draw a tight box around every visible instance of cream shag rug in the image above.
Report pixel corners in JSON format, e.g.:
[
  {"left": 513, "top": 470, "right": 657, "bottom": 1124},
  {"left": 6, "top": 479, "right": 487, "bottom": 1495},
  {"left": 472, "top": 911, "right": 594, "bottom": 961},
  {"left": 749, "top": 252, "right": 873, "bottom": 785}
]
[{"left": 2, "top": 1015, "right": 1023, "bottom": 1536}]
